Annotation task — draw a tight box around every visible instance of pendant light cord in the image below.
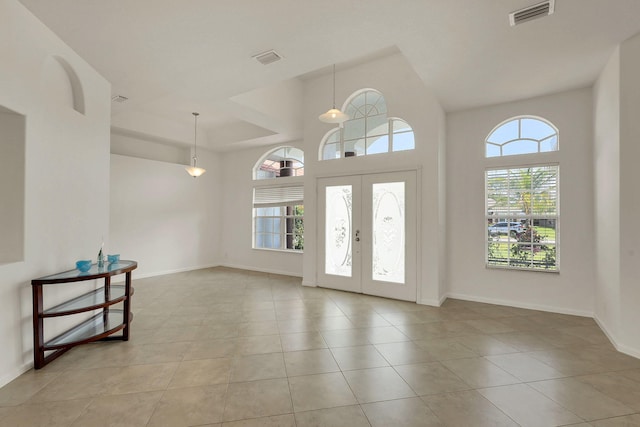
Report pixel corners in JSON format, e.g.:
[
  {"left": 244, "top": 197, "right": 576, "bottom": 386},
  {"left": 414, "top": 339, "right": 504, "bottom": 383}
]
[
  {"left": 332, "top": 64, "right": 336, "bottom": 109},
  {"left": 192, "top": 112, "right": 199, "bottom": 165}
]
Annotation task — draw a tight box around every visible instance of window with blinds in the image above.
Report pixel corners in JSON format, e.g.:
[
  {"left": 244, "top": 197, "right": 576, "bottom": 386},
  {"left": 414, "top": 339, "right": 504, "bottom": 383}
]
[
  {"left": 486, "top": 165, "right": 558, "bottom": 270},
  {"left": 253, "top": 186, "right": 303, "bottom": 207},
  {"left": 484, "top": 115, "right": 559, "bottom": 271},
  {"left": 253, "top": 185, "right": 304, "bottom": 252}
]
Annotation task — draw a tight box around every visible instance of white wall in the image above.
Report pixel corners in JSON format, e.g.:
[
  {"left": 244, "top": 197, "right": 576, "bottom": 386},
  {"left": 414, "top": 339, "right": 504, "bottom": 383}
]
[
  {"left": 0, "top": 110, "right": 25, "bottom": 263},
  {"left": 230, "top": 78, "right": 304, "bottom": 138},
  {"left": 593, "top": 47, "right": 621, "bottom": 342},
  {"left": 111, "top": 110, "right": 205, "bottom": 149},
  {"left": 446, "top": 88, "right": 596, "bottom": 315},
  {"left": 619, "top": 32, "right": 640, "bottom": 356},
  {"left": 301, "top": 52, "right": 446, "bottom": 304},
  {"left": 220, "top": 144, "right": 305, "bottom": 277},
  {"left": 110, "top": 151, "right": 222, "bottom": 278},
  {"left": 591, "top": 33, "right": 640, "bottom": 359},
  {"left": 111, "top": 131, "right": 189, "bottom": 165},
  {"left": 437, "top": 107, "right": 447, "bottom": 300},
  {"left": 0, "top": 0, "right": 111, "bottom": 386}
]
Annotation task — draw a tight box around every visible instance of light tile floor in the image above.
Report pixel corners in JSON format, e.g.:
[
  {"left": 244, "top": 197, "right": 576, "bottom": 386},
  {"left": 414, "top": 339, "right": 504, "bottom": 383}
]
[{"left": 1, "top": 267, "right": 640, "bottom": 426}]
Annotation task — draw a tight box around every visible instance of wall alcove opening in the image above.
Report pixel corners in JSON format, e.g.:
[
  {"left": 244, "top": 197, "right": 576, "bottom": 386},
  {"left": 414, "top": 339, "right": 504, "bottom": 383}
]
[{"left": 0, "top": 105, "right": 26, "bottom": 264}]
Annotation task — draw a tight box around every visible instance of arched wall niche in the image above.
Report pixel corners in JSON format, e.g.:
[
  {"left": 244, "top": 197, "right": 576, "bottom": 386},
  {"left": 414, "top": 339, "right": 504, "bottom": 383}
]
[
  {"left": 42, "top": 55, "right": 86, "bottom": 115},
  {"left": 0, "top": 105, "right": 25, "bottom": 264}
]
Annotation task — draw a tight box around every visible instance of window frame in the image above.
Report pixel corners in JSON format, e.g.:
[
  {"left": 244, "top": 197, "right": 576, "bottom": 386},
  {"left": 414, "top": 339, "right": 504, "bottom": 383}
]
[
  {"left": 484, "top": 116, "right": 560, "bottom": 272},
  {"left": 485, "top": 115, "right": 558, "bottom": 158},
  {"left": 253, "top": 146, "right": 304, "bottom": 180},
  {"left": 253, "top": 204, "right": 304, "bottom": 252},
  {"left": 318, "top": 89, "right": 415, "bottom": 160},
  {"left": 485, "top": 164, "right": 559, "bottom": 271},
  {"left": 252, "top": 146, "right": 305, "bottom": 253}
]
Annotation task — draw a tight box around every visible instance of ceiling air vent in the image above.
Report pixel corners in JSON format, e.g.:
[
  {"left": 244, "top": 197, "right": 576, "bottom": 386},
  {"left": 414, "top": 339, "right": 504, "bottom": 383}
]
[
  {"left": 253, "top": 50, "right": 282, "bottom": 65},
  {"left": 509, "top": 0, "right": 554, "bottom": 26}
]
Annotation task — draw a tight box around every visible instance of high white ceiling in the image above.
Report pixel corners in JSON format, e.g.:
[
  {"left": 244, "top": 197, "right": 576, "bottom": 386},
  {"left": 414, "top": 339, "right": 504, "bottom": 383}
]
[{"left": 18, "top": 0, "right": 640, "bottom": 152}]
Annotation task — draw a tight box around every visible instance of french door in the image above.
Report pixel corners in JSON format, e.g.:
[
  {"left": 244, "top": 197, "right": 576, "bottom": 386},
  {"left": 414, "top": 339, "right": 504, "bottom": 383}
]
[{"left": 318, "top": 171, "right": 417, "bottom": 301}]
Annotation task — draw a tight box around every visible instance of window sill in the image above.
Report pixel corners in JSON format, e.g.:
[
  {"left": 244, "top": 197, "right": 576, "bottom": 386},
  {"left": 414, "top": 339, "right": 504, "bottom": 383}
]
[
  {"left": 252, "top": 248, "right": 303, "bottom": 255},
  {"left": 486, "top": 264, "right": 559, "bottom": 273}
]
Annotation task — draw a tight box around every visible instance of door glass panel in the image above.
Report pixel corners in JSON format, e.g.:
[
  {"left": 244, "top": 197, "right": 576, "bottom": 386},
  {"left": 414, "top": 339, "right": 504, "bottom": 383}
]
[
  {"left": 325, "top": 185, "right": 353, "bottom": 277},
  {"left": 372, "top": 182, "right": 405, "bottom": 283}
]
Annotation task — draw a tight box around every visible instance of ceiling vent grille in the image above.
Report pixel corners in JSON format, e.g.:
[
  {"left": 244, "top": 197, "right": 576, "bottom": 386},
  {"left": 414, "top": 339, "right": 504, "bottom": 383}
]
[
  {"left": 253, "top": 50, "right": 282, "bottom": 65},
  {"left": 509, "top": 0, "right": 554, "bottom": 26}
]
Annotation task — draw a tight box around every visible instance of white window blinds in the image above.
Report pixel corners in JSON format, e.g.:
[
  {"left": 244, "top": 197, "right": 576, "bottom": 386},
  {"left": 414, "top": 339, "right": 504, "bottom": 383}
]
[
  {"left": 486, "top": 166, "right": 558, "bottom": 217},
  {"left": 253, "top": 186, "right": 304, "bottom": 208}
]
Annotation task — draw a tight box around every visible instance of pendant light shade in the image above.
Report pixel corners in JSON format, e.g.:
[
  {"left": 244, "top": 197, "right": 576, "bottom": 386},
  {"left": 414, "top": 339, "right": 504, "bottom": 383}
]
[
  {"left": 319, "top": 108, "right": 349, "bottom": 124},
  {"left": 186, "top": 112, "right": 206, "bottom": 178},
  {"left": 319, "top": 64, "right": 349, "bottom": 124},
  {"left": 185, "top": 164, "right": 206, "bottom": 177}
]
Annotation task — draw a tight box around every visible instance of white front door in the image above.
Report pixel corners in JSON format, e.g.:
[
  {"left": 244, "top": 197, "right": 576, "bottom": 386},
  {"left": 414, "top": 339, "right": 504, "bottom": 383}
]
[{"left": 318, "top": 171, "right": 417, "bottom": 301}]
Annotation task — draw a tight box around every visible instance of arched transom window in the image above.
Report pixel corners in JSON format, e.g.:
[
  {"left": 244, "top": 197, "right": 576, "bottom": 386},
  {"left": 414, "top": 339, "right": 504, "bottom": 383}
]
[
  {"left": 319, "top": 89, "right": 415, "bottom": 160},
  {"left": 486, "top": 116, "right": 558, "bottom": 158},
  {"left": 254, "top": 146, "right": 304, "bottom": 180}
]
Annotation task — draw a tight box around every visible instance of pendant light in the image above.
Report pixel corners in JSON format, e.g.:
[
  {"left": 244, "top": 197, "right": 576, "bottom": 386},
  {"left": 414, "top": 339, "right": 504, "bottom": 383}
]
[
  {"left": 185, "top": 112, "right": 206, "bottom": 178},
  {"left": 319, "top": 64, "right": 349, "bottom": 124}
]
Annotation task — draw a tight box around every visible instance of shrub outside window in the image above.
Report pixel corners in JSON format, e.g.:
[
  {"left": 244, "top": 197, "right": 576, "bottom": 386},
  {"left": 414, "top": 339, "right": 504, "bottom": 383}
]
[{"left": 254, "top": 205, "right": 304, "bottom": 251}]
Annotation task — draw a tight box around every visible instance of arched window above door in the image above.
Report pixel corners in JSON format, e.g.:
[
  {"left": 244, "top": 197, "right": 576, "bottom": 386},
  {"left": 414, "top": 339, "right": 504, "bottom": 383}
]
[{"left": 319, "top": 89, "right": 415, "bottom": 160}]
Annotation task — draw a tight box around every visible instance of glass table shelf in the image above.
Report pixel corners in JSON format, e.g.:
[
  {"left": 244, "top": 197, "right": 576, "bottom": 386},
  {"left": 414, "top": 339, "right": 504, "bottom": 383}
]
[
  {"left": 43, "top": 285, "right": 133, "bottom": 317},
  {"left": 33, "top": 261, "right": 137, "bottom": 284},
  {"left": 44, "top": 310, "right": 130, "bottom": 350},
  {"left": 32, "top": 260, "right": 137, "bottom": 369}
]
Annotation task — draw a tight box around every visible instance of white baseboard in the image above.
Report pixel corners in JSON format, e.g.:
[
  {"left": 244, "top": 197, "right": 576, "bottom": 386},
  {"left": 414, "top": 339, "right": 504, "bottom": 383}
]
[
  {"left": 445, "top": 292, "right": 593, "bottom": 318},
  {"left": 112, "top": 263, "right": 221, "bottom": 282},
  {"left": 113, "top": 262, "right": 302, "bottom": 282},
  {"left": 594, "top": 314, "right": 619, "bottom": 349},
  {"left": 0, "top": 362, "right": 32, "bottom": 389},
  {"left": 617, "top": 343, "right": 640, "bottom": 359},
  {"left": 302, "top": 281, "right": 317, "bottom": 287},
  {"left": 448, "top": 293, "right": 640, "bottom": 360},
  {"left": 594, "top": 315, "right": 640, "bottom": 360},
  {"left": 419, "top": 294, "right": 447, "bottom": 307},
  {"left": 219, "top": 263, "right": 302, "bottom": 278}
]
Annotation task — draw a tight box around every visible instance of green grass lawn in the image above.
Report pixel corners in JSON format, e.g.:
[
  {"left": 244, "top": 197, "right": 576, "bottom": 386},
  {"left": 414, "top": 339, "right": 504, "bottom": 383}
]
[
  {"left": 487, "top": 232, "right": 557, "bottom": 269},
  {"left": 489, "top": 226, "right": 556, "bottom": 243}
]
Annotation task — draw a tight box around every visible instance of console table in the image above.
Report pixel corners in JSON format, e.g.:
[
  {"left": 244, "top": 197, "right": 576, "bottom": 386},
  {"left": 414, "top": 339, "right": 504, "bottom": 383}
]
[{"left": 31, "top": 260, "right": 137, "bottom": 369}]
